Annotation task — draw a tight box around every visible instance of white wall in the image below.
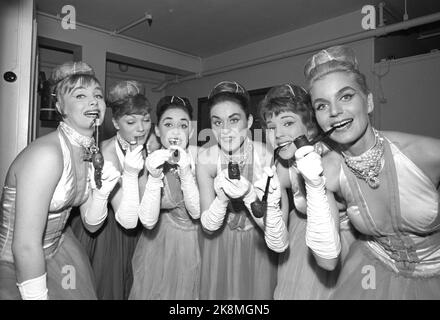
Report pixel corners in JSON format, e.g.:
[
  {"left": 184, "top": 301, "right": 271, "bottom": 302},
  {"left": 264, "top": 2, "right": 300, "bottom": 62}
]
[
  {"left": 373, "top": 51, "right": 440, "bottom": 138},
  {"left": 36, "top": 13, "right": 202, "bottom": 86},
  {"left": 165, "top": 11, "right": 376, "bottom": 130},
  {"left": 0, "top": 0, "right": 35, "bottom": 185}
]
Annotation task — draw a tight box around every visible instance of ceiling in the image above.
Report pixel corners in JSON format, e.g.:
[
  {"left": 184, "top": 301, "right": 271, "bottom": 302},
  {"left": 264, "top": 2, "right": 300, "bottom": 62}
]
[{"left": 36, "top": 0, "right": 440, "bottom": 58}]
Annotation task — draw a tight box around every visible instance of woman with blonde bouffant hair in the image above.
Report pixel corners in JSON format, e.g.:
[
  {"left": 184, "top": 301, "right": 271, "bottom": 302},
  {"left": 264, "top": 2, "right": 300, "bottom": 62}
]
[
  {"left": 295, "top": 45, "right": 440, "bottom": 299},
  {"left": 0, "top": 61, "right": 120, "bottom": 299}
]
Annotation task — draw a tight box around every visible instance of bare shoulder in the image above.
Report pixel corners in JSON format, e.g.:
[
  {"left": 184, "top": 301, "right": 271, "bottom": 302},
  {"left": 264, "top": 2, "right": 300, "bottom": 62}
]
[
  {"left": 101, "top": 137, "right": 114, "bottom": 155},
  {"left": 382, "top": 131, "right": 440, "bottom": 153},
  {"left": 6, "top": 131, "right": 63, "bottom": 186},
  {"left": 253, "top": 140, "right": 272, "bottom": 163},
  {"left": 198, "top": 144, "right": 218, "bottom": 163},
  {"left": 382, "top": 130, "right": 440, "bottom": 185},
  {"left": 187, "top": 145, "right": 199, "bottom": 160},
  {"left": 322, "top": 150, "right": 343, "bottom": 192},
  {"left": 101, "top": 137, "right": 120, "bottom": 169},
  {"left": 197, "top": 144, "right": 218, "bottom": 178}
]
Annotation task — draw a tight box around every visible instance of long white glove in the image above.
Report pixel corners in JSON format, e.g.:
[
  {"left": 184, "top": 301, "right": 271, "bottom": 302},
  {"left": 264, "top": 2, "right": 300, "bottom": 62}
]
[
  {"left": 137, "top": 149, "right": 168, "bottom": 229},
  {"left": 254, "top": 166, "right": 288, "bottom": 253},
  {"left": 218, "top": 168, "right": 263, "bottom": 220},
  {"left": 200, "top": 172, "right": 229, "bottom": 231},
  {"left": 171, "top": 146, "right": 200, "bottom": 219},
  {"left": 145, "top": 149, "right": 171, "bottom": 178},
  {"left": 84, "top": 161, "right": 121, "bottom": 226},
  {"left": 115, "top": 145, "right": 143, "bottom": 229},
  {"left": 17, "top": 273, "right": 48, "bottom": 300},
  {"left": 295, "top": 146, "right": 341, "bottom": 259}
]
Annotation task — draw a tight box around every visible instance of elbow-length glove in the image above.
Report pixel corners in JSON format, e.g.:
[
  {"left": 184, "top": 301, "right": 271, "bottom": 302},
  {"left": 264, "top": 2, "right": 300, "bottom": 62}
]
[
  {"left": 172, "top": 146, "right": 200, "bottom": 219},
  {"left": 115, "top": 145, "right": 144, "bottom": 229},
  {"left": 200, "top": 171, "right": 229, "bottom": 231},
  {"left": 84, "top": 161, "right": 121, "bottom": 226},
  {"left": 254, "top": 166, "right": 288, "bottom": 252},
  {"left": 137, "top": 149, "right": 169, "bottom": 228},
  {"left": 295, "top": 145, "right": 341, "bottom": 259}
]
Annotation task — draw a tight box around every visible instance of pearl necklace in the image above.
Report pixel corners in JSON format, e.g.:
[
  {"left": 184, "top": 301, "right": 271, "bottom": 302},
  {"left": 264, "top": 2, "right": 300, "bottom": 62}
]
[
  {"left": 220, "top": 137, "right": 253, "bottom": 168},
  {"left": 342, "top": 129, "right": 385, "bottom": 189},
  {"left": 59, "top": 121, "right": 95, "bottom": 149},
  {"left": 116, "top": 132, "right": 131, "bottom": 152}
]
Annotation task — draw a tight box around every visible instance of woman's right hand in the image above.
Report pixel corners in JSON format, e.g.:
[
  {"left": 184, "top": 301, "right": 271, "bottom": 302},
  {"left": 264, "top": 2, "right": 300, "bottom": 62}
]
[
  {"left": 213, "top": 170, "right": 229, "bottom": 201},
  {"left": 216, "top": 168, "right": 251, "bottom": 200},
  {"left": 295, "top": 145, "right": 324, "bottom": 187},
  {"left": 145, "top": 149, "right": 172, "bottom": 178},
  {"left": 124, "top": 145, "right": 144, "bottom": 176}
]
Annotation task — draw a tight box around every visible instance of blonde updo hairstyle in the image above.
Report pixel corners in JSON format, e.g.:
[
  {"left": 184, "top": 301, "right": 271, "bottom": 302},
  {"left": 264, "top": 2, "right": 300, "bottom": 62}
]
[
  {"left": 50, "top": 61, "right": 101, "bottom": 118},
  {"left": 107, "top": 80, "right": 151, "bottom": 120},
  {"left": 304, "top": 45, "right": 370, "bottom": 96}
]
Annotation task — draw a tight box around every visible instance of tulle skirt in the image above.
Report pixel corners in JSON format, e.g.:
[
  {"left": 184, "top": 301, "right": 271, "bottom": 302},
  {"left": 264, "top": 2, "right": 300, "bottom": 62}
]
[
  {"left": 70, "top": 207, "right": 140, "bottom": 300},
  {"left": 129, "top": 213, "right": 201, "bottom": 300},
  {"left": 330, "top": 240, "right": 440, "bottom": 300},
  {"left": 200, "top": 222, "right": 278, "bottom": 300},
  {"left": 0, "top": 227, "right": 96, "bottom": 300},
  {"left": 274, "top": 211, "right": 357, "bottom": 300}
]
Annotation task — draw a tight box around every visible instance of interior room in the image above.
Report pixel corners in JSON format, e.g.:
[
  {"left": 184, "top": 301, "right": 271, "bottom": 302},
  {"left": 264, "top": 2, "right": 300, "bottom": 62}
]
[
  {"left": 1, "top": 0, "right": 440, "bottom": 303},
  {"left": 2, "top": 0, "right": 440, "bottom": 182}
]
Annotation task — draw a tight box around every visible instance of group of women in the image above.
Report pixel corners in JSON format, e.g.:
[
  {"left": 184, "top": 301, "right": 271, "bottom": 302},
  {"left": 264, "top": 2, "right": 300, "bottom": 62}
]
[{"left": 1, "top": 45, "right": 439, "bottom": 300}]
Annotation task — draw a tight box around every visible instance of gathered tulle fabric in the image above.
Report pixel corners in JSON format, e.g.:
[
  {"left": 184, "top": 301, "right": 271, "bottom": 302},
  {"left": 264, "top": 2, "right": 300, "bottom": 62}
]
[
  {"left": 274, "top": 166, "right": 358, "bottom": 300},
  {"left": 129, "top": 213, "right": 200, "bottom": 300},
  {"left": 70, "top": 136, "right": 142, "bottom": 300},
  {"left": 129, "top": 168, "right": 201, "bottom": 300},
  {"left": 330, "top": 135, "right": 440, "bottom": 299},
  {"left": 274, "top": 212, "right": 357, "bottom": 299},
  {"left": 0, "top": 127, "right": 96, "bottom": 299},
  {"left": 0, "top": 227, "right": 96, "bottom": 300},
  {"left": 200, "top": 141, "right": 278, "bottom": 300},
  {"left": 70, "top": 206, "right": 140, "bottom": 300},
  {"left": 200, "top": 220, "right": 278, "bottom": 299}
]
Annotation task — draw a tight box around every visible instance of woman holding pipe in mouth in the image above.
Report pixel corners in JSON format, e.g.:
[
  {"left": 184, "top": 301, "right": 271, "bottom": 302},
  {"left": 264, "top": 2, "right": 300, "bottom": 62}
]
[
  {"left": 128, "top": 95, "right": 201, "bottom": 300},
  {"left": 259, "top": 83, "right": 357, "bottom": 299},
  {"left": 296, "top": 45, "right": 440, "bottom": 299},
  {"left": 71, "top": 80, "right": 158, "bottom": 299},
  {"left": 198, "top": 81, "right": 285, "bottom": 300},
  {"left": 0, "top": 61, "right": 121, "bottom": 299}
]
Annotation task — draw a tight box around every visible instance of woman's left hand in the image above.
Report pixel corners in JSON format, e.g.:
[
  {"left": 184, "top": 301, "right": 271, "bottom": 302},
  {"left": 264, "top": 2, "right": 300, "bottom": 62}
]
[
  {"left": 254, "top": 166, "right": 281, "bottom": 206},
  {"left": 95, "top": 161, "right": 121, "bottom": 196},
  {"left": 219, "top": 168, "right": 251, "bottom": 199},
  {"left": 170, "top": 145, "right": 192, "bottom": 176}
]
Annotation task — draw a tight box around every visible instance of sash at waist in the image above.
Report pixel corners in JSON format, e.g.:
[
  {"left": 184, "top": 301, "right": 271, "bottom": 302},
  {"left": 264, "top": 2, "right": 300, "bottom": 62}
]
[{"left": 366, "top": 231, "right": 440, "bottom": 277}]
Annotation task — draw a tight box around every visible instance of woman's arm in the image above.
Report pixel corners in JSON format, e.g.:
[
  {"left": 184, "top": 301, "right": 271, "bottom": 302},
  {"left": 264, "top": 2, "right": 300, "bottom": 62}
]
[
  {"left": 113, "top": 145, "right": 144, "bottom": 229},
  {"left": 12, "top": 142, "right": 63, "bottom": 299},
  {"left": 383, "top": 131, "right": 440, "bottom": 187},
  {"left": 175, "top": 145, "right": 200, "bottom": 219},
  {"left": 296, "top": 147, "right": 341, "bottom": 271},
  {"left": 137, "top": 149, "right": 170, "bottom": 229},
  {"left": 256, "top": 166, "right": 289, "bottom": 253},
  {"left": 80, "top": 160, "right": 121, "bottom": 233},
  {"left": 198, "top": 148, "right": 229, "bottom": 233}
]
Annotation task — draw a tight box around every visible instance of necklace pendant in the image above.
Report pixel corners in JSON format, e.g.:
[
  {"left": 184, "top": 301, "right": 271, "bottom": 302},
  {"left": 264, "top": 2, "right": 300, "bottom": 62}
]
[
  {"left": 82, "top": 148, "right": 92, "bottom": 162},
  {"left": 367, "top": 176, "right": 380, "bottom": 189}
]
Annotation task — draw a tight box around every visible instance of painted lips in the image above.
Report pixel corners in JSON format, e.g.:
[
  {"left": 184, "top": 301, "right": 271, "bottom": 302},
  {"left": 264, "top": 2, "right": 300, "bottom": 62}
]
[
  {"left": 84, "top": 110, "right": 100, "bottom": 118},
  {"left": 331, "top": 119, "right": 353, "bottom": 130}
]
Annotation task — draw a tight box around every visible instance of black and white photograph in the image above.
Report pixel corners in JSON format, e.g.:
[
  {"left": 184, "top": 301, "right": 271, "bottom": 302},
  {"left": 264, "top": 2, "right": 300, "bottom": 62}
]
[{"left": 1, "top": 0, "right": 440, "bottom": 308}]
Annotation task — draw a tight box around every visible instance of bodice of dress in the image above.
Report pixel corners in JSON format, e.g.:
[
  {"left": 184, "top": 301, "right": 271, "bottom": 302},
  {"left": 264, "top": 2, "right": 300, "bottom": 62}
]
[
  {"left": 159, "top": 150, "right": 198, "bottom": 230},
  {"left": 216, "top": 141, "right": 268, "bottom": 231},
  {"left": 339, "top": 134, "right": 440, "bottom": 276},
  {"left": 0, "top": 127, "right": 91, "bottom": 262}
]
